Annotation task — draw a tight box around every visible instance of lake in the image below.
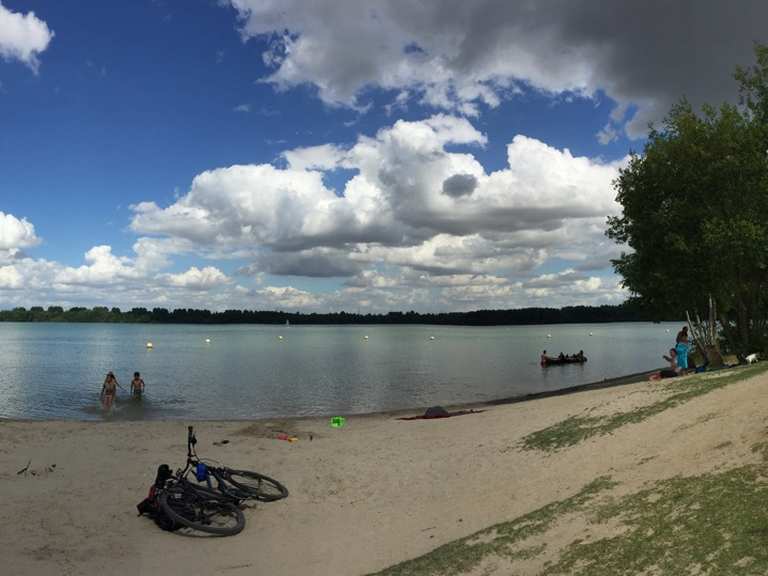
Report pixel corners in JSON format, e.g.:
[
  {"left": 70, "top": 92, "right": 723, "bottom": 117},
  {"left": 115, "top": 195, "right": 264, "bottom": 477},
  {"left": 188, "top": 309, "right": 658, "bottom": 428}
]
[{"left": 0, "top": 322, "right": 682, "bottom": 420}]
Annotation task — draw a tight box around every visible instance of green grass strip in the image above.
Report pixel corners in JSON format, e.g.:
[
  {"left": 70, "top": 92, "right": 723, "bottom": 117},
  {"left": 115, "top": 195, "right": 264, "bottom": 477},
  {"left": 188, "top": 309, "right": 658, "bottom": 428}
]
[
  {"left": 365, "top": 476, "right": 616, "bottom": 576},
  {"left": 542, "top": 465, "right": 768, "bottom": 575},
  {"left": 521, "top": 363, "right": 768, "bottom": 452}
]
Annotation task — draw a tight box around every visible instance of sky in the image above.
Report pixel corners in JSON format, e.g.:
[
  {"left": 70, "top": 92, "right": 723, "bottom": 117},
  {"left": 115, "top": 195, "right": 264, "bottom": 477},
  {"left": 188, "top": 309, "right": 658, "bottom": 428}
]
[{"left": 2, "top": 0, "right": 768, "bottom": 313}]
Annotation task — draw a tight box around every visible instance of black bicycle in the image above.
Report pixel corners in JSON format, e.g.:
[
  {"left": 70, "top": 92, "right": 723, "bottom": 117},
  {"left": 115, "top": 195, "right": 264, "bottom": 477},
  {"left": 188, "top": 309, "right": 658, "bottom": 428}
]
[
  {"left": 158, "top": 477, "right": 245, "bottom": 536},
  {"left": 180, "top": 426, "right": 289, "bottom": 503}
]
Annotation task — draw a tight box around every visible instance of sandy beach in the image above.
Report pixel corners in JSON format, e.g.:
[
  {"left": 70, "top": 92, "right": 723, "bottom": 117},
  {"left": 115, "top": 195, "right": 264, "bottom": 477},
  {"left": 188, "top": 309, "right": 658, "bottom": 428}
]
[{"left": 3, "top": 364, "right": 768, "bottom": 575}]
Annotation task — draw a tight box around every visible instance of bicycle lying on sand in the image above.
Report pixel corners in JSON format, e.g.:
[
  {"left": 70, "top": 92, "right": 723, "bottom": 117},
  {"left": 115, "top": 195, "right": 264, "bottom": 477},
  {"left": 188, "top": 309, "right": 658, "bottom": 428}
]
[{"left": 143, "top": 426, "right": 289, "bottom": 536}]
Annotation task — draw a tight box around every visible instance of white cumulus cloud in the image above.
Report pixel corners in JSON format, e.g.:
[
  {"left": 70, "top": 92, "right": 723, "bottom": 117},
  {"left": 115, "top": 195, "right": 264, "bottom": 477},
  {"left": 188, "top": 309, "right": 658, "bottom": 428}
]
[
  {"left": 0, "top": 2, "right": 54, "bottom": 72},
  {"left": 0, "top": 211, "right": 41, "bottom": 253}
]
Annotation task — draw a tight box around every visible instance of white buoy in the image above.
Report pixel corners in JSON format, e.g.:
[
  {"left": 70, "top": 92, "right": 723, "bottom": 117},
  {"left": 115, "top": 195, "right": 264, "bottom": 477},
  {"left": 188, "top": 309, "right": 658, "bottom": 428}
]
[
  {"left": 589, "top": 332, "right": 593, "bottom": 336},
  {"left": 429, "top": 336, "right": 435, "bottom": 340},
  {"left": 665, "top": 328, "right": 671, "bottom": 333},
  {"left": 363, "top": 335, "right": 369, "bottom": 340},
  {"left": 546, "top": 334, "right": 552, "bottom": 339},
  {"left": 146, "top": 342, "right": 153, "bottom": 349},
  {"left": 278, "top": 335, "right": 284, "bottom": 340},
  {"left": 205, "top": 338, "right": 211, "bottom": 343}
]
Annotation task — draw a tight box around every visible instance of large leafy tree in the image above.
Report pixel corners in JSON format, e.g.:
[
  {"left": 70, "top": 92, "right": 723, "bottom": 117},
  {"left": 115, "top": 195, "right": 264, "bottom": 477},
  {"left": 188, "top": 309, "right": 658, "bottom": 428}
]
[{"left": 607, "top": 45, "right": 768, "bottom": 355}]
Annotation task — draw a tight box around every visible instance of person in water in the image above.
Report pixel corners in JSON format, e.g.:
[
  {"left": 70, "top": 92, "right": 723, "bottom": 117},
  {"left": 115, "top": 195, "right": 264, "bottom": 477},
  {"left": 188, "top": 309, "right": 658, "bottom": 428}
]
[
  {"left": 130, "top": 371, "right": 145, "bottom": 399},
  {"left": 541, "top": 350, "right": 548, "bottom": 364},
  {"left": 101, "top": 371, "right": 119, "bottom": 410}
]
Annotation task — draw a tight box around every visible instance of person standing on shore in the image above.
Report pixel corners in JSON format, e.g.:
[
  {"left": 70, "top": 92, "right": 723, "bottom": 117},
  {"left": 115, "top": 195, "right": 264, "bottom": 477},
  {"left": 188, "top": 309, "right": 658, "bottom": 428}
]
[
  {"left": 675, "top": 326, "right": 690, "bottom": 372},
  {"left": 130, "top": 372, "right": 145, "bottom": 399},
  {"left": 101, "top": 371, "right": 119, "bottom": 411}
]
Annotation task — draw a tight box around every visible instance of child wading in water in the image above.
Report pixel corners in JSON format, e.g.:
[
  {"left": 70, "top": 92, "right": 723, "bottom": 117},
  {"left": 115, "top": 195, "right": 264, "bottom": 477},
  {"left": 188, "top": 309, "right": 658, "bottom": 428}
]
[
  {"left": 130, "top": 372, "right": 145, "bottom": 399},
  {"left": 101, "top": 371, "right": 119, "bottom": 410}
]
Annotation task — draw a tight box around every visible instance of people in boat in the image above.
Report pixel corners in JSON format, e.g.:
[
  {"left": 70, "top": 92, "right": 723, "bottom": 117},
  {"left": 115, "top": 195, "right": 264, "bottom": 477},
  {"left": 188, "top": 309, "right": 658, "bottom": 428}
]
[
  {"left": 101, "top": 371, "right": 119, "bottom": 410},
  {"left": 130, "top": 371, "right": 145, "bottom": 399}
]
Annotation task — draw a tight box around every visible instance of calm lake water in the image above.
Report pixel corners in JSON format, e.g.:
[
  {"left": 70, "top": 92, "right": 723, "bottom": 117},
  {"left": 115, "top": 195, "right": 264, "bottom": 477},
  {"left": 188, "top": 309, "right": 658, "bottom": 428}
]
[{"left": 0, "top": 322, "right": 682, "bottom": 420}]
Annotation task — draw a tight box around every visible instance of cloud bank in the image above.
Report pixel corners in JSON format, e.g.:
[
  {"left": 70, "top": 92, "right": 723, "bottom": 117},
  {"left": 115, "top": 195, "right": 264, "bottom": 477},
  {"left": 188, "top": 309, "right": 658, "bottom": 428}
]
[
  {"left": 227, "top": 0, "right": 768, "bottom": 138},
  {"left": 1, "top": 116, "right": 627, "bottom": 311}
]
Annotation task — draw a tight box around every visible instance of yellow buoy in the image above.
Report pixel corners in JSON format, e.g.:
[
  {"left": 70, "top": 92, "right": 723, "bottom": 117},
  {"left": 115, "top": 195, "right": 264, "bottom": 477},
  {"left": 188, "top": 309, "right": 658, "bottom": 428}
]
[{"left": 146, "top": 342, "right": 154, "bottom": 349}]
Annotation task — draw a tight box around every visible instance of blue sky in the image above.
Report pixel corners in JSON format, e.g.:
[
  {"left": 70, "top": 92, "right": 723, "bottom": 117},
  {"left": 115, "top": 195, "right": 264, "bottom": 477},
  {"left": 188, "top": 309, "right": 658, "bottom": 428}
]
[{"left": 1, "top": 1, "right": 766, "bottom": 311}]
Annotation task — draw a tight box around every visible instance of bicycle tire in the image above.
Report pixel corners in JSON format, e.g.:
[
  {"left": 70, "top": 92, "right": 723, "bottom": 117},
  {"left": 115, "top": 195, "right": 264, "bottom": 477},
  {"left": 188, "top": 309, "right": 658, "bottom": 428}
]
[
  {"left": 159, "top": 485, "right": 245, "bottom": 536},
  {"left": 221, "top": 469, "right": 289, "bottom": 502}
]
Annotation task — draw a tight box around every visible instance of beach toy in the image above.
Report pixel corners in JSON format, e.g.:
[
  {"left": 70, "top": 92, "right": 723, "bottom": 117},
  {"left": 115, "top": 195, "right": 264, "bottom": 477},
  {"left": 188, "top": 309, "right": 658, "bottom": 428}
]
[
  {"left": 146, "top": 342, "right": 153, "bottom": 349},
  {"left": 330, "top": 416, "right": 346, "bottom": 428}
]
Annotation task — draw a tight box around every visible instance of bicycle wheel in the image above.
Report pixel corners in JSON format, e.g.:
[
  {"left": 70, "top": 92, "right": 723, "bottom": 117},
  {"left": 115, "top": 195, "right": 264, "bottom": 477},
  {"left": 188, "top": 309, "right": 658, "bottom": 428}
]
[
  {"left": 221, "top": 469, "right": 289, "bottom": 502},
  {"left": 159, "top": 484, "right": 245, "bottom": 536}
]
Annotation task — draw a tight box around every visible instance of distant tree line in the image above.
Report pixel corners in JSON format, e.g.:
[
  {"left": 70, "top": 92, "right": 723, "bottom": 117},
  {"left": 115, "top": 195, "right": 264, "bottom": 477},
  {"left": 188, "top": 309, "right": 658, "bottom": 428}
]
[{"left": 0, "top": 302, "right": 671, "bottom": 325}]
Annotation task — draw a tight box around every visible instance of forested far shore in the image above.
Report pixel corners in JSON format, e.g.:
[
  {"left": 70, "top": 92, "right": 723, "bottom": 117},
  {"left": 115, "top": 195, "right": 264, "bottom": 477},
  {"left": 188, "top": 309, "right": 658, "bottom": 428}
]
[{"left": 0, "top": 303, "right": 674, "bottom": 326}]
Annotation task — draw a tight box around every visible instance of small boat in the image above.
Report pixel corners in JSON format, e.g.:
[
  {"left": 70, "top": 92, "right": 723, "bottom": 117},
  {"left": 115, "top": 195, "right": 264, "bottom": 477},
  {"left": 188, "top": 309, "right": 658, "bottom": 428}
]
[{"left": 541, "top": 355, "right": 587, "bottom": 366}]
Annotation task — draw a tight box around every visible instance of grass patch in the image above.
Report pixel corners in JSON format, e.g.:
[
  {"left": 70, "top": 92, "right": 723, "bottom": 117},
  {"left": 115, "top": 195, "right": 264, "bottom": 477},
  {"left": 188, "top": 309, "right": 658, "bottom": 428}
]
[
  {"left": 365, "top": 476, "right": 616, "bottom": 576},
  {"left": 541, "top": 465, "right": 768, "bottom": 575},
  {"left": 521, "top": 364, "right": 768, "bottom": 452},
  {"left": 371, "top": 464, "right": 768, "bottom": 576}
]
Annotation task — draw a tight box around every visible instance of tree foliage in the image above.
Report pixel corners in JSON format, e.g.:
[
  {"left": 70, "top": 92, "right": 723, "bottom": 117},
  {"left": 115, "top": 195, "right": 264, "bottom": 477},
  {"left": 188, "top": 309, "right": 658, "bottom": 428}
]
[
  {"left": 608, "top": 45, "right": 768, "bottom": 354},
  {"left": 0, "top": 303, "right": 656, "bottom": 326}
]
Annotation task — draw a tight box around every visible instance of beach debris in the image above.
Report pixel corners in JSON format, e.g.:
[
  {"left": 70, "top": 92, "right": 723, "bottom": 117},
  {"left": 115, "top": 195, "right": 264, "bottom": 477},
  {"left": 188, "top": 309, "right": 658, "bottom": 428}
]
[
  {"left": 398, "top": 407, "right": 485, "bottom": 421},
  {"left": 213, "top": 439, "right": 230, "bottom": 446},
  {"left": 309, "top": 434, "right": 313, "bottom": 441},
  {"left": 16, "top": 461, "right": 56, "bottom": 476},
  {"left": 746, "top": 353, "right": 759, "bottom": 364},
  {"left": 330, "top": 416, "right": 346, "bottom": 428},
  {"left": 276, "top": 433, "right": 298, "bottom": 442}
]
